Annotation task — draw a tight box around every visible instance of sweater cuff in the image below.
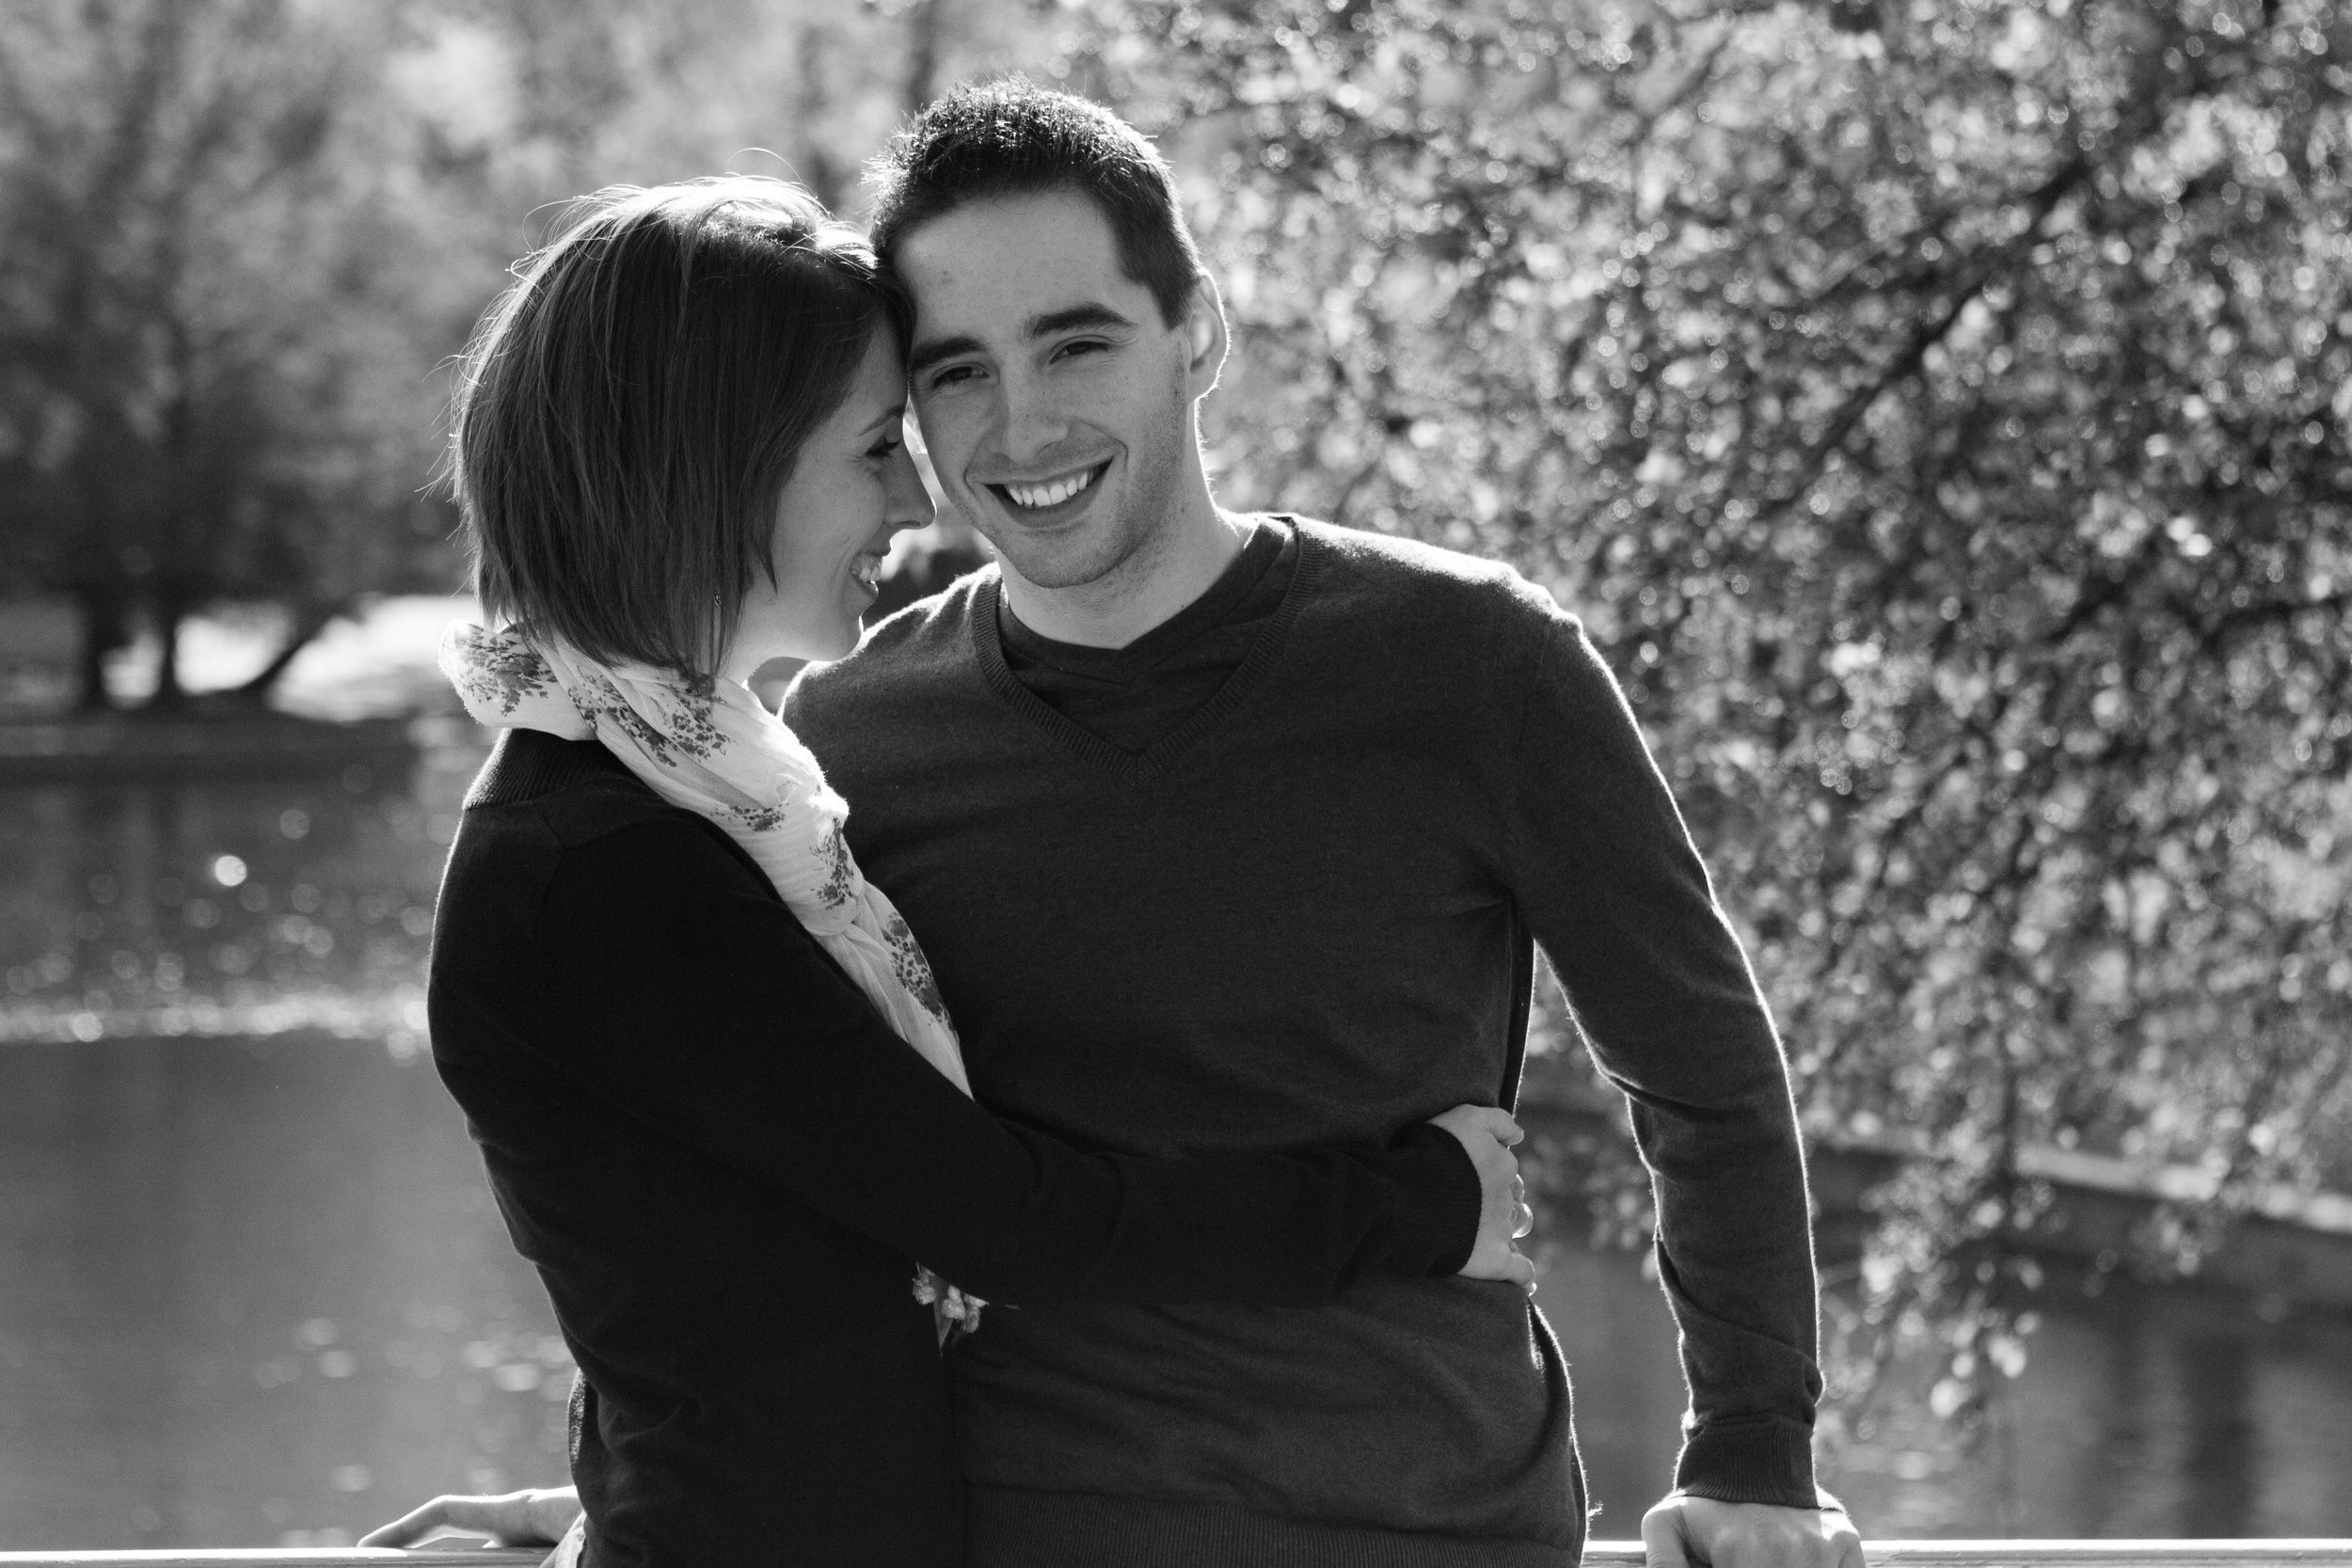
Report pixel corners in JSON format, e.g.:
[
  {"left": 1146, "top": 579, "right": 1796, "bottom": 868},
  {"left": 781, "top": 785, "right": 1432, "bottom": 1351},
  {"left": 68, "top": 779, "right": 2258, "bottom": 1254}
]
[
  {"left": 1379, "top": 1121, "right": 1484, "bottom": 1277},
  {"left": 1672, "top": 1418, "right": 1820, "bottom": 1508}
]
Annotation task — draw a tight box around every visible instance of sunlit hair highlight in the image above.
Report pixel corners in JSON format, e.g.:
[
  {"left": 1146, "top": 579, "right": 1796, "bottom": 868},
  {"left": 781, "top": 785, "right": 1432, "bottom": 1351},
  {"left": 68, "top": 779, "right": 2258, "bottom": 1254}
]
[
  {"left": 449, "top": 176, "right": 907, "bottom": 677},
  {"left": 866, "top": 77, "right": 1205, "bottom": 327}
]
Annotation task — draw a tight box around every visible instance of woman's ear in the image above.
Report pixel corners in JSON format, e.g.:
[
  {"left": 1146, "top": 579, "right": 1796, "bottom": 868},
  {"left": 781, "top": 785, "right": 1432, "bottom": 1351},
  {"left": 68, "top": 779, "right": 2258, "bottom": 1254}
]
[{"left": 1183, "top": 275, "right": 1230, "bottom": 400}]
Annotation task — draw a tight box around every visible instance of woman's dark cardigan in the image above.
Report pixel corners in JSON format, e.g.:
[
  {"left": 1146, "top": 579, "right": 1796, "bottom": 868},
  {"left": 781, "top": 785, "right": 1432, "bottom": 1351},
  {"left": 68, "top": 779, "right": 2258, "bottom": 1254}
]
[{"left": 427, "top": 729, "right": 1482, "bottom": 1568}]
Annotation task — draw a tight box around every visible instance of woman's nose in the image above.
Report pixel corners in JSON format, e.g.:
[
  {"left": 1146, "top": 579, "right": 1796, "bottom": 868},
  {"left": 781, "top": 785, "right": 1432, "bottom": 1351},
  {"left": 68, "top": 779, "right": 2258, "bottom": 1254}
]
[{"left": 885, "top": 443, "right": 935, "bottom": 531}]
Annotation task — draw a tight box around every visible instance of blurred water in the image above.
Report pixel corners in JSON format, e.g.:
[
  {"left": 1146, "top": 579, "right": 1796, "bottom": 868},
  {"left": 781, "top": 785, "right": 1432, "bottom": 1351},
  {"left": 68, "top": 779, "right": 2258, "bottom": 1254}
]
[
  {"left": 2, "top": 748, "right": 2349, "bottom": 1548},
  {"left": 0, "top": 737, "right": 568, "bottom": 1552},
  {"left": 0, "top": 738, "right": 474, "bottom": 1048},
  {"left": 0, "top": 1032, "right": 570, "bottom": 1551},
  {"left": 1549, "top": 1237, "right": 2352, "bottom": 1541}
]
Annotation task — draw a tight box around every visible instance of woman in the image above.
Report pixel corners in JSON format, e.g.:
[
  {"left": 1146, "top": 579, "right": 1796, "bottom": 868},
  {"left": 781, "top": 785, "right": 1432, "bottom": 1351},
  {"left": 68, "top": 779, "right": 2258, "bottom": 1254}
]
[{"left": 365, "top": 177, "right": 1534, "bottom": 1567}]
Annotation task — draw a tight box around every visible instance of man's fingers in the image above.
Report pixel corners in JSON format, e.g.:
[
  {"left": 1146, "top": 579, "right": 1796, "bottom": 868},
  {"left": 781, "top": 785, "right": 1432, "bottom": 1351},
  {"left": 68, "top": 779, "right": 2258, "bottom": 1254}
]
[
  {"left": 1642, "top": 1503, "right": 1695, "bottom": 1568},
  {"left": 1450, "top": 1106, "right": 1522, "bottom": 1147},
  {"left": 1640, "top": 1495, "right": 1867, "bottom": 1568},
  {"left": 1504, "top": 1250, "right": 1538, "bottom": 1292}
]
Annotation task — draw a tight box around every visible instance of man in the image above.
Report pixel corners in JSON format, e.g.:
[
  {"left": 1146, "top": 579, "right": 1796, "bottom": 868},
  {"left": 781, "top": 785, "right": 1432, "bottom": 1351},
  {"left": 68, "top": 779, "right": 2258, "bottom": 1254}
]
[{"left": 785, "top": 80, "right": 1867, "bottom": 1568}]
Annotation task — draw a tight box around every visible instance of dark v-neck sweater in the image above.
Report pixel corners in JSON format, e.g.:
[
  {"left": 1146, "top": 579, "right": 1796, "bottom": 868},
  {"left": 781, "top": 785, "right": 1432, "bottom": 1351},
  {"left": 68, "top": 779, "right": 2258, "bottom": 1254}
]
[
  {"left": 787, "top": 518, "right": 1824, "bottom": 1567},
  {"left": 994, "top": 516, "right": 1294, "bottom": 754},
  {"left": 426, "top": 726, "right": 1486, "bottom": 1568}
]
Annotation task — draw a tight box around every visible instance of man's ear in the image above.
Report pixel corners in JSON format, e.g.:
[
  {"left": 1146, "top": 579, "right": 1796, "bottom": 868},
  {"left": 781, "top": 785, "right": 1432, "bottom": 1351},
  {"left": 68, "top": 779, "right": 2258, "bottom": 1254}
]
[{"left": 1182, "top": 275, "right": 1230, "bottom": 399}]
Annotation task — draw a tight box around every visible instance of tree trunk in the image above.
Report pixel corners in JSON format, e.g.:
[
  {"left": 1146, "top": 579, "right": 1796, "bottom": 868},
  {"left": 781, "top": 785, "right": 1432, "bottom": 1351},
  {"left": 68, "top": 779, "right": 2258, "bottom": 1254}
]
[
  {"left": 145, "top": 581, "right": 186, "bottom": 711},
  {"left": 71, "top": 583, "right": 126, "bottom": 714},
  {"left": 231, "top": 602, "right": 342, "bottom": 704}
]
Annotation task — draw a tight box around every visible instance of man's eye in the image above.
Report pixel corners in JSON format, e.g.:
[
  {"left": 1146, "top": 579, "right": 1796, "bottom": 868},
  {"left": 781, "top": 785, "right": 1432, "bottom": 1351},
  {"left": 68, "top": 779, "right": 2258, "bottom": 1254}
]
[
  {"left": 1055, "top": 340, "right": 1107, "bottom": 361},
  {"left": 928, "top": 365, "right": 978, "bottom": 390}
]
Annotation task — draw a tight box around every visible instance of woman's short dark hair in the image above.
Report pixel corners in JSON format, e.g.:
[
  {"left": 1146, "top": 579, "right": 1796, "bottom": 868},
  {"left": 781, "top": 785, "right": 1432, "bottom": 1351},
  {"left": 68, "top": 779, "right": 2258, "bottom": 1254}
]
[
  {"left": 865, "top": 79, "right": 1205, "bottom": 327},
  {"left": 451, "top": 177, "right": 908, "bottom": 676}
]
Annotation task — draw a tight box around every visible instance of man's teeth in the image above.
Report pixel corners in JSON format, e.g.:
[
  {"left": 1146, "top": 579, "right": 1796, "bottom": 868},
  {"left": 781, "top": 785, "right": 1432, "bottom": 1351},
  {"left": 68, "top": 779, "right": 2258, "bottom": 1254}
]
[
  {"left": 1004, "top": 467, "right": 1099, "bottom": 510},
  {"left": 851, "top": 556, "right": 882, "bottom": 591}
]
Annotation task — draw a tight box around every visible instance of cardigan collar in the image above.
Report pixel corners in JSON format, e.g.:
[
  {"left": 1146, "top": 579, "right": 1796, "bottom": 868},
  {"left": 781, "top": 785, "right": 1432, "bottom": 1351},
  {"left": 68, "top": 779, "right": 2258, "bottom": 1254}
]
[{"left": 463, "top": 726, "right": 640, "bottom": 810}]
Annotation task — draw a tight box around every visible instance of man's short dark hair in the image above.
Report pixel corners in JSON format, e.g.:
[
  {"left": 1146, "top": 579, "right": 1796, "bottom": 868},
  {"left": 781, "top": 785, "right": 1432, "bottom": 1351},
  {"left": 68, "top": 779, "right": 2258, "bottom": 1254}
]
[
  {"left": 449, "top": 178, "right": 908, "bottom": 676},
  {"left": 866, "top": 79, "right": 1206, "bottom": 328}
]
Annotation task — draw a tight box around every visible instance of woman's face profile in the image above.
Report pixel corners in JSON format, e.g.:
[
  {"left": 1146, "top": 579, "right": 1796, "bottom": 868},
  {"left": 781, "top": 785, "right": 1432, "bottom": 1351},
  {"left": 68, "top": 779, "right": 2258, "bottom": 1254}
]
[{"left": 725, "top": 331, "right": 932, "bottom": 677}]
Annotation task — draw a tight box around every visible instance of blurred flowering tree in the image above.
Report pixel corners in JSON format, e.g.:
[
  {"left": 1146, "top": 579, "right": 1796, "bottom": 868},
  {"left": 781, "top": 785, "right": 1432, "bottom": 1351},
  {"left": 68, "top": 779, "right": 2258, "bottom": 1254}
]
[{"left": 1046, "top": 0, "right": 2352, "bottom": 1428}]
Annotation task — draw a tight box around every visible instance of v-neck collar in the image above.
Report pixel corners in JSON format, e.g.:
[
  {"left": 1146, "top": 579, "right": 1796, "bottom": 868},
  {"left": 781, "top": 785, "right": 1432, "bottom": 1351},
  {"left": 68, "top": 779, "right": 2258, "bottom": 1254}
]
[
  {"left": 995, "top": 521, "right": 1285, "bottom": 684},
  {"left": 968, "top": 517, "right": 1322, "bottom": 785}
]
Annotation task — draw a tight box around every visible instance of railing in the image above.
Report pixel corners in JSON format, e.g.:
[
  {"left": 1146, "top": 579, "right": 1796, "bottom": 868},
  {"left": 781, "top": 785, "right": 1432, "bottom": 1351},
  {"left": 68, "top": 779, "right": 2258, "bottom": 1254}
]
[
  {"left": 2, "top": 1542, "right": 2348, "bottom": 1567},
  {"left": 0, "top": 1556, "right": 542, "bottom": 1567}
]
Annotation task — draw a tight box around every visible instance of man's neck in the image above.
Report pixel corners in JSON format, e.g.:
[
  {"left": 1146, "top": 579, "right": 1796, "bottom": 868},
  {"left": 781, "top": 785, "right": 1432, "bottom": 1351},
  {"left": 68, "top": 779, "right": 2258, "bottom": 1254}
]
[{"left": 998, "top": 505, "right": 1255, "bottom": 650}]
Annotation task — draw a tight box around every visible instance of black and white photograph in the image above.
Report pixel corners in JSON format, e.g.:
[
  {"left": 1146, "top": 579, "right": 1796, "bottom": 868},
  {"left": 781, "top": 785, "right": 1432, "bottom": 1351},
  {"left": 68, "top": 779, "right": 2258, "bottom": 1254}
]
[{"left": 0, "top": 1, "right": 2346, "bottom": 1565}]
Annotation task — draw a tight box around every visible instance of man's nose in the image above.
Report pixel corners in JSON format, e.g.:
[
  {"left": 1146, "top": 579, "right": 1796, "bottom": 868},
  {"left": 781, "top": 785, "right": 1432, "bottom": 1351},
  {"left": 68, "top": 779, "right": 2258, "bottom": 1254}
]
[{"left": 990, "top": 365, "right": 1073, "bottom": 467}]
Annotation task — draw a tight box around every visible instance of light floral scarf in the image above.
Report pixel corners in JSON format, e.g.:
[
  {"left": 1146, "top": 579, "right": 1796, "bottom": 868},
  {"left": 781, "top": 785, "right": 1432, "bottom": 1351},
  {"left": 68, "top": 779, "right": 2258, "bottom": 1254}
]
[{"left": 439, "top": 624, "right": 984, "bottom": 1341}]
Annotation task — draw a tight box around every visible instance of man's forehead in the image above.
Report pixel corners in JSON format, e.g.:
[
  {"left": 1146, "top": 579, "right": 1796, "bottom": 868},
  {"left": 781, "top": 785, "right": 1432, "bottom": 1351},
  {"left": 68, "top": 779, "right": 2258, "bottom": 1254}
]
[
  {"left": 895, "top": 192, "right": 1142, "bottom": 334},
  {"left": 898, "top": 188, "right": 1114, "bottom": 261}
]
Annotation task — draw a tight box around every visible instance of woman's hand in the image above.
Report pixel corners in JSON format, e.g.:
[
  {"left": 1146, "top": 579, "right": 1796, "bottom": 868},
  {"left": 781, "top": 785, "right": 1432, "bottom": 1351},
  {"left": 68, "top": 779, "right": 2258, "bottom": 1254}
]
[
  {"left": 1428, "top": 1104, "right": 1538, "bottom": 1292},
  {"left": 358, "top": 1484, "right": 581, "bottom": 1549}
]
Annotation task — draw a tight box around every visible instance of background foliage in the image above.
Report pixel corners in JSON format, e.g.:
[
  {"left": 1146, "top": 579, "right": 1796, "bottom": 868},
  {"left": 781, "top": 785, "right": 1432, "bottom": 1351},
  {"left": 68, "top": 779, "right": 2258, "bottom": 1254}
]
[
  {"left": 0, "top": 0, "right": 1010, "bottom": 706},
  {"left": 0, "top": 0, "right": 503, "bottom": 705},
  {"left": 3, "top": 0, "right": 2346, "bottom": 1444},
  {"left": 1050, "top": 0, "right": 2352, "bottom": 1431}
]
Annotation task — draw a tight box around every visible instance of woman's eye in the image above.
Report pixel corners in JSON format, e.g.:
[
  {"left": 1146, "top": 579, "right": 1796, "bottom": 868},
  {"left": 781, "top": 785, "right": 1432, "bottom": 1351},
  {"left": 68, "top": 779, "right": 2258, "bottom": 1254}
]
[{"left": 866, "top": 436, "right": 902, "bottom": 460}]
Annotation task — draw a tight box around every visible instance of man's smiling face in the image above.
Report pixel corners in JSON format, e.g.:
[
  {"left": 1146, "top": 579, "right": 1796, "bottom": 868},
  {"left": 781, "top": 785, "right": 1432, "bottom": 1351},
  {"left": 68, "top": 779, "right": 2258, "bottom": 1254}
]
[{"left": 897, "top": 189, "right": 1216, "bottom": 594}]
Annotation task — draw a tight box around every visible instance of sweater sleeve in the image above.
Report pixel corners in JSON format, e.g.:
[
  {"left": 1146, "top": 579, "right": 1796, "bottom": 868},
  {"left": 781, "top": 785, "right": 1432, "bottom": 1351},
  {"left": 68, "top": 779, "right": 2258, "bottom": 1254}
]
[
  {"left": 1500, "top": 602, "right": 1824, "bottom": 1507},
  {"left": 527, "top": 815, "right": 1481, "bottom": 1307}
]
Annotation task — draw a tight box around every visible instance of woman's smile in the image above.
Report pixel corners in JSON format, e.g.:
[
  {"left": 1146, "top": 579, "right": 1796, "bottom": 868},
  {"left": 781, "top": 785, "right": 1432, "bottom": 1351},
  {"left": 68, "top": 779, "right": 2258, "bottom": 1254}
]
[
  {"left": 726, "top": 331, "right": 932, "bottom": 677},
  {"left": 849, "top": 547, "right": 890, "bottom": 597}
]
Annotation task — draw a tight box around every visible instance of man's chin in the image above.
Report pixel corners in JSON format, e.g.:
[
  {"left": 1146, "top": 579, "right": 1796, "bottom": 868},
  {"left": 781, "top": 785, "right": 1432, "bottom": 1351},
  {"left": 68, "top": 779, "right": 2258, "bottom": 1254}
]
[
  {"left": 980, "top": 528, "right": 1135, "bottom": 594},
  {"left": 1002, "top": 559, "right": 1122, "bottom": 594}
]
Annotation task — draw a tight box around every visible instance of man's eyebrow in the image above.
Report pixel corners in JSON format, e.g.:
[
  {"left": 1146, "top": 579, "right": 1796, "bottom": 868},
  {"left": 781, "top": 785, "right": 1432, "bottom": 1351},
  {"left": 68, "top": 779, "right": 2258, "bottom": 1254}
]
[
  {"left": 905, "top": 304, "right": 1140, "bottom": 380},
  {"left": 1027, "top": 303, "right": 1136, "bottom": 338},
  {"left": 906, "top": 333, "right": 984, "bottom": 380}
]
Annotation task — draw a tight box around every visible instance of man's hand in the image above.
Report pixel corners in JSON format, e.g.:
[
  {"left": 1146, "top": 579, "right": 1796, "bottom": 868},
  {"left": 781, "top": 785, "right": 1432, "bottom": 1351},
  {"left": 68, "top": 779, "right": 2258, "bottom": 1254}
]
[
  {"left": 1643, "top": 1495, "right": 1865, "bottom": 1568},
  {"left": 358, "top": 1485, "right": 581, "bottom": 1549},
  {"left": 1428, "top": 1104, "right": 1538, "bottom": 1291}
]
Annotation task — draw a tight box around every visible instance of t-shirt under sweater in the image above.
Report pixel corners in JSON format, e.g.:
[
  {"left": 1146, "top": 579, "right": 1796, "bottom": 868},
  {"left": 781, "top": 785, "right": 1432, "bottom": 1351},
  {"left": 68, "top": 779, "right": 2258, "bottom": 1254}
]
[{"left": 787, "top": 517, "right": 1823, "bottom": 1568}]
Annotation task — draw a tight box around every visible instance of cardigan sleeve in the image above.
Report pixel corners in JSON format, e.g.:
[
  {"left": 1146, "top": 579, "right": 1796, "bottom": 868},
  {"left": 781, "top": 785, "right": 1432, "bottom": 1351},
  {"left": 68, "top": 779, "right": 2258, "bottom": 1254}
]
[
  {"left": 526, "top": 814, "right": 1481, "bottom": 1307},
  {"left": 1499, "top": 602, "right": 1825, "bottom": 1508}
]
